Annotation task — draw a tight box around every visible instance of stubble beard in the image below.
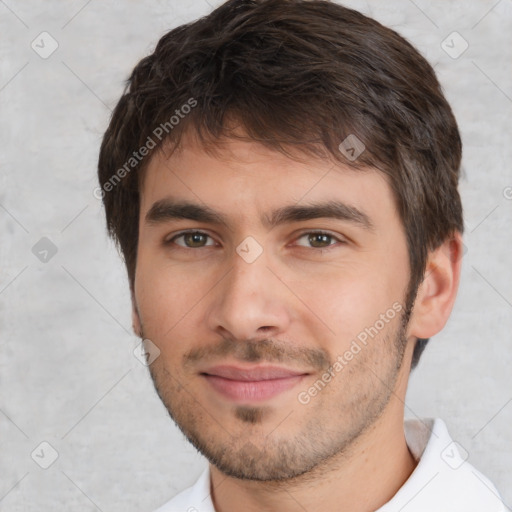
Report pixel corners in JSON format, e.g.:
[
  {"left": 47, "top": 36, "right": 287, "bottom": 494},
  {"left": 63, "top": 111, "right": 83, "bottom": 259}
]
[{"left": 142, "top": 305, "right": 410, "bottom": 483}]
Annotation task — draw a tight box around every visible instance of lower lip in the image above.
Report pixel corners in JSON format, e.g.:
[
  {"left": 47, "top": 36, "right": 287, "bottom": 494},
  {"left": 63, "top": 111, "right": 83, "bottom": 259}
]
[{"left": 203, "top": 374, "right": 305, "bottom": 402}]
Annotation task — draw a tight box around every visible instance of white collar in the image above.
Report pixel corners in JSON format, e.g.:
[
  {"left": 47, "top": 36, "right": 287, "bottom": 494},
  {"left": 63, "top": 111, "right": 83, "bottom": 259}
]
[{"left": 154, "top": 418, "right": 506, "bottom": 512}]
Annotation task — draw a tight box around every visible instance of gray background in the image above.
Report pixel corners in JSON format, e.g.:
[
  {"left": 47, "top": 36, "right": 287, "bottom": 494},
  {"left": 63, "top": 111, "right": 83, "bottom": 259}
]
[{"left": 1, "top": 0, "right": 511, "bottom": 510}]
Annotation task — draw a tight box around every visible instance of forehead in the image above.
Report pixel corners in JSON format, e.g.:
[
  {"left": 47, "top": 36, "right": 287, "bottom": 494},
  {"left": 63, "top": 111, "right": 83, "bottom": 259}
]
[{"left": 139, "top": 128, "right": 397, "bottom": 227}]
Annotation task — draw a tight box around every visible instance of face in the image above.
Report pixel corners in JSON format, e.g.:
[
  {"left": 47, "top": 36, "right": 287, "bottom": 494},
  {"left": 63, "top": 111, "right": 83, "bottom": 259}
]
[{"left": 132, "top": 129, "right": 414, "bottom": 481}]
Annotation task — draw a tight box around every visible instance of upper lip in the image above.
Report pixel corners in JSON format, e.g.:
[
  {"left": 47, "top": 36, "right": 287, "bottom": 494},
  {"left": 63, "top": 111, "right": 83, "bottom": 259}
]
[{"left": 201, "top": 365, "right": 308, "bottom": 381}]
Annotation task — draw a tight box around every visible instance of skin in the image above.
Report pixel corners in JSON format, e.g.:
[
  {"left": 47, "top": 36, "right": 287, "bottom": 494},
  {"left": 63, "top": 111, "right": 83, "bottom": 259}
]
[{"left": 132, "top": 127, "right": 463, "bottom": 512}]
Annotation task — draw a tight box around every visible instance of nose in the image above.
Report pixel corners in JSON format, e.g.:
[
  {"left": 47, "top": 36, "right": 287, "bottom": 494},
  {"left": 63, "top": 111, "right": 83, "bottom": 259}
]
[{"left": 205, "top": 248, "right": 291, "bottom": 342}]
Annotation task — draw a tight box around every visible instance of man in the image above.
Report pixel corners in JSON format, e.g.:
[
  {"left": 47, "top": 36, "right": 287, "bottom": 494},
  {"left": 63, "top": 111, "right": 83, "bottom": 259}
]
[{"left": 97, "top": 0, "right": 506, "bottom": 510}]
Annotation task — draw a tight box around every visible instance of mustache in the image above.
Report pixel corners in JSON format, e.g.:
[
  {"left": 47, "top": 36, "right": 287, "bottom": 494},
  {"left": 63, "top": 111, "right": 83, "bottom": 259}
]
[{"left": 183, "top": 336, "right": 330, "bottom": 371}]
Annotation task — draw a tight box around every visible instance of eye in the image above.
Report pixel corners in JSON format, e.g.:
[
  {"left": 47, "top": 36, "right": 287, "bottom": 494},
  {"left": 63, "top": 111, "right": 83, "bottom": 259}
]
[
  {"left": 294, "top": 231, "right": 345, "bottom": 249},
  {"left": 167, "top": 231, "right": 216, "bottom": 248}
]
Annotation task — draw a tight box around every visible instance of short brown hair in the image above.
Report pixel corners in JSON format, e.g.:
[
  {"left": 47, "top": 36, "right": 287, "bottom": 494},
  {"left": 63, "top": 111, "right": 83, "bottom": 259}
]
[{"left": 98, "top": 0, "right": 463, "bottom": 368}]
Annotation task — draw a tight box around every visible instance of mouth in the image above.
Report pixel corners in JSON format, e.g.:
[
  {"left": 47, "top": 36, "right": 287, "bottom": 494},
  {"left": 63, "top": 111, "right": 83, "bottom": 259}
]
[{"left": 200, "top": 365, "right": 309, "bottom": 403}]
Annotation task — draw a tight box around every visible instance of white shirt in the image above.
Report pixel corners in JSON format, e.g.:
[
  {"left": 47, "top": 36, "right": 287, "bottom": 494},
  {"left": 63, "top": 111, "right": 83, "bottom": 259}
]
[{"left": 154, "top": 418, "right": 506, "bottom": 511}]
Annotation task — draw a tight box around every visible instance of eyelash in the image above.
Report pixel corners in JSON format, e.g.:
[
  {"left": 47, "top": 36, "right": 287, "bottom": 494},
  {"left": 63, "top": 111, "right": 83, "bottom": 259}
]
[{"left": 165, "top": 230, "right": 346, "bottom": 250}]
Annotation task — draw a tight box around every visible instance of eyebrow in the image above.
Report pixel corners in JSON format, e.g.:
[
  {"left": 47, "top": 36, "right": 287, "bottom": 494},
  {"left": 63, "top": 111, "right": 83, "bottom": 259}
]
[{"left": 145, "top": 198, "right": 374, "bottom": 231}]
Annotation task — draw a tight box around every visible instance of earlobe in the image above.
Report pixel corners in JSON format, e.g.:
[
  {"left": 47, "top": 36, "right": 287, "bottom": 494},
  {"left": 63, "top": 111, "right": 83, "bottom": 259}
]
[{"left": 408, "top": 232, "right": 463, "bottom": 340}]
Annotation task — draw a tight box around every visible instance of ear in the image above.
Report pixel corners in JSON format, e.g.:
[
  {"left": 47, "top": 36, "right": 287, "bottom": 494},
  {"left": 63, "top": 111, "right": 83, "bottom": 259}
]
[
  {"left": 408, "top": 232, "right": 463, "bottom": 339},
  {"left": 131, "top": 289, "right": 143, "bottom": 338}
]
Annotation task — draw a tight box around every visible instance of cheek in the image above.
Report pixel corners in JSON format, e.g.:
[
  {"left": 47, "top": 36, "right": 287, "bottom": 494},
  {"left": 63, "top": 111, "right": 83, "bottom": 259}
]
[
  {"left": 289, "top": 271, "right": 405, "bottom": 370},
  {"left": 293, "top": 266, "right": 393, "bottom": 331},
  {"left": 134, "top": 256, "right": 211, "bottom": 340}
]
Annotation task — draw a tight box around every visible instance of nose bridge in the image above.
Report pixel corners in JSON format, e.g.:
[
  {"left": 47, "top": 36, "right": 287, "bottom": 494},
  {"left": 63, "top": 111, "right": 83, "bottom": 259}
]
[
  {"left": 223, "top": 246, "right": 273, "bottom": 312},
  {"left": 229, "top": 249, "right": 268, "bottom": 298},
  {"left": 207, "top": 243, "right": 290, "bottom": 339}
]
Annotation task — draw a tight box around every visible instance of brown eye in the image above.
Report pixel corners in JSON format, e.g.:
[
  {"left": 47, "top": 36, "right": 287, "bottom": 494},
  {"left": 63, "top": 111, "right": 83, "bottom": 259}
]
[
  {"left": 171, "top": 231, "right": 214, "bottom": 248},
  {"left": 308, "top": 233, "right": 332, "bottom": 248},
  {"left": 294, "top": 231, "right": 345, "bottom": 249}
]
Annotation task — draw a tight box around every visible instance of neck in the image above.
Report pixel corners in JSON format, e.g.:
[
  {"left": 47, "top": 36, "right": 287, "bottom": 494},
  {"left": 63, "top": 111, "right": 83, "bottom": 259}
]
[{"left": 209, "top": 403, "right": 416, "bottom": 512}]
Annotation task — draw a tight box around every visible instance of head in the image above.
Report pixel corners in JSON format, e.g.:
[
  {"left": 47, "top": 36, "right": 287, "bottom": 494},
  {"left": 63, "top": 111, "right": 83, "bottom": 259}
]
[{"left": 98, "top": 0, "right": 463, "bottom": 481}]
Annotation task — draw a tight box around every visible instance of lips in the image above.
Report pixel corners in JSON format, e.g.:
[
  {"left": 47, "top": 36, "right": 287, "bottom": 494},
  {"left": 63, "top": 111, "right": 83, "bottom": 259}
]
[{"left": 201, "top": 365, "right": 308, "bottom": 402}]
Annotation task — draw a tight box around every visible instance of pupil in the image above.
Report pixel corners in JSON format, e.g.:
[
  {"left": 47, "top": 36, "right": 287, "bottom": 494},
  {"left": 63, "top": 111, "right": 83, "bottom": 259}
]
[
  {"left": 186, "top": 233, "right": 205, "bottom": 247},
  {"left": 310, "top": 233, "right": 330, "bottom": 247}
]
